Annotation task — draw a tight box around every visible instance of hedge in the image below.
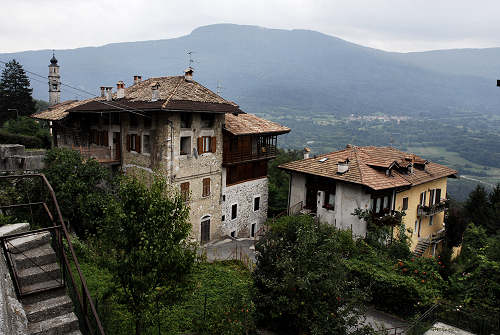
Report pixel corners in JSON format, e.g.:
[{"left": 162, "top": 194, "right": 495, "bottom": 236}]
[{"left": 0, "top": 130, "right": 44, "bottom": 148}]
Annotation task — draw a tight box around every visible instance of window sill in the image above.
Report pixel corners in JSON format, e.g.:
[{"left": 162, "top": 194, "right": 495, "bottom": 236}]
[{"left": 323, "top": 206, "right": 335, "bottom": 211}]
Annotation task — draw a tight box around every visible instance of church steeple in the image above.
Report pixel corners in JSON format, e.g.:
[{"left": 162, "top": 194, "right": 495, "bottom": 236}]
[{"left": 48, "top": 51, "right": 60, "bottom": 106}]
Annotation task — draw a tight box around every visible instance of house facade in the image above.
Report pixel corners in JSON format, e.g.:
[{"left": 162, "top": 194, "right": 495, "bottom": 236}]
[
  {"left": 279, "top": 145, "right": 457, "bottom": 257},
  {"left": 33, "top": 56, "right": 289, "bottom": 243}
]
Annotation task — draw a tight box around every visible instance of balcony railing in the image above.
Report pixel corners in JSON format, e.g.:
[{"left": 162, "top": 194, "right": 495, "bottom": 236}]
[
  {"left": 223, "top": 146, "right": 277, "bottom": 165},
  {"left": 417, "top": 200, "right": 448, "bottom": 217},
  {"left": 72, "top": 145, "right": 120, "bottom": 163}
]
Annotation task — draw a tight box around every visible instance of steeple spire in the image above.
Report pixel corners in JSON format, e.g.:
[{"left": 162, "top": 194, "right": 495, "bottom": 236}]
[{"left": 48, "top": 51, "right": 60, "bottom": 106}]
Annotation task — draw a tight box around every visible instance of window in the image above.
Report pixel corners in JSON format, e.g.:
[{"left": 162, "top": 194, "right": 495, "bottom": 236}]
[
  {"left": 198, "top": 136, "right": 216, "bottom": 154},
  {"left": 435, "top": 189, "right": 442, "bottom": 204},
  {"left": 402, "top": 197, "right": 409, "bottom": 211},
  {"left": 429, "top": 189, "right": 435, "bottom": 206},
  {"left": 180, "top": 182, "right": 189, "bottom": 200},
  {"left": 419, "top": 191, "right": 426, "bottom": 206},
  {"left": 324, "top": 192, "right": 335, "bottom": 210},
  {"left": 143, "top": 135, "right": 151, "bottom": 154},
  {"left": 222, "top": 215, "right": 225, "bottom": 222},
  {"left": 231, "top": 204, "right": 238, "bottom": 220},
  {"left": 180, "top": 136, "right": 191, "bottom": 155},
  {"left": 201, "top": 217, "right": 210, "bottom": 243},
  {"left": 254, "top": 197, "right": 260, "bottom": 211},
  {"left": 251, "top": 223, "right": 256, "bottom": 238},
  {"left": 371, "top": 194, "right": 392, "bottom": 214},
  {"left": 222, "top": 195, "right": 226, "bottom": 202},
  {"left": 200, "top": 113, "right": 214, "bottom": 128},
  {"left": 144, "top": 117, "right": 152, "bottom": 129},
  {"left": 231, "top": 231, "right": 235, "bottom": 238},
  {"left": 429, "top": 215, "right": 434, "bottom": 226},
  {"left": 127, "top": 134, "right": 141, "bottom": 153},
  {"left": 202, "top": 178, "right": 210, "bottom": 197},
  {"left": 180, "top": 113, "right": 192, "bottom": 128}
]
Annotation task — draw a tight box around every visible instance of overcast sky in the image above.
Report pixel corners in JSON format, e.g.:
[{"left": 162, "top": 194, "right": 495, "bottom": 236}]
[{"left": 2, "top": 0, "right": 500, "bottom": 53}]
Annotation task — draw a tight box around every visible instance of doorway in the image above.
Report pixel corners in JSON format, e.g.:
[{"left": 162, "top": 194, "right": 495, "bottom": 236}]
[{"left": 201, "top": 217, "right": 210, "bottom": 243}]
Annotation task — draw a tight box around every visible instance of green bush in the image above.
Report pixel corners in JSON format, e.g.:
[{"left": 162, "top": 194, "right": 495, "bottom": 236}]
[{"left": 0, "top": 129, "right": 44, "bottom": 148}]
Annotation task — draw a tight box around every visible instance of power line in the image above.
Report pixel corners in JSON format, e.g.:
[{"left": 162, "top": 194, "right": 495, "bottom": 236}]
[{"left": 0, "top": 59, "right": 151, "bottom": 118}]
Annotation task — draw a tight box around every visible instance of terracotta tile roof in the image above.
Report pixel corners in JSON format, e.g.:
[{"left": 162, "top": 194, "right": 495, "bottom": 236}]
[
  {"left": 31, "top": 99, "right": 98, "bottom": 121},
  {"left": 224, "top": 113, "right": 291, "bottom": 135},
  {"left": 279, "top": 145, "right": 457, "bottom": 191},
  {"left": 32, "top": 76, "right": 242, "bottom": 121}
]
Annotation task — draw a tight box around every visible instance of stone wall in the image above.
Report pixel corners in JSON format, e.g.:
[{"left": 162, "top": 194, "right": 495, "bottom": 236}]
[
  {"left": 0, "top": 144, "right": 46, "bottom": 172},
  {"left": 0, "top": 224, "right": 29, "bottom": 335},
  {"left": 221, "top": 174, "right": 268, "bottom": 237}
]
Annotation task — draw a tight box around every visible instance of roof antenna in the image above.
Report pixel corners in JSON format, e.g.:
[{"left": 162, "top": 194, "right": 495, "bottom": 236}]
[
  {"left": 187, "top": 51, "right": 195, "bottom": 69},
  {"left": 216, "top": 81, "right": 224, "bottom": 95}
]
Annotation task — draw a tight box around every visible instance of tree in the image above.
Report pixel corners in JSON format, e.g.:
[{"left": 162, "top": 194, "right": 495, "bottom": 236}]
[
  {"left": 463, "top": 185, "right": 494, "bottom": 233},
  {"left": 253, "top": 215, "right": 374, "bottom": 335},
  {"left": 444, "top": 204, "right": 467, "bottom": 248},
  {"left": 99, "top": 174, "right": 195, "bottom": 335},
  {"left": 42, "top": 148, "right": 110, "bottom": 236},
  {"left": 0, "top": 59, "right": 36, "bottom": 124}
]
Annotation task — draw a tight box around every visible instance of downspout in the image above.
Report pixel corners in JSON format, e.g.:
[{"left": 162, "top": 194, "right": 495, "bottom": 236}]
[
  {"left": 287, "top": 172, "right": 292, "bottom": 215},
  {"left": 167, "top": 119, "right": 174, "bottom": 183}
]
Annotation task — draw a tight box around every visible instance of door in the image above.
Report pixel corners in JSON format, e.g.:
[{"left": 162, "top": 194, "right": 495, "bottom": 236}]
[
  {"left": 201, "top": 218, "right": 210, "bottom": 243},
  {"left": 417, "top": 218, "right": 422, "bottom": 238},
  {"left": 305, "top": 184, "right": 318, "bottom": 211},
  {"left": 113, "top": 132, "right": 121, "bottom": 161}
]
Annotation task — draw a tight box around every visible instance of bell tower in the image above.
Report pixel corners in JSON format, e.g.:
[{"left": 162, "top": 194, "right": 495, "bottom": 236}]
[{"left": 48, "top": 51, "right": 60, "bottom": 106}]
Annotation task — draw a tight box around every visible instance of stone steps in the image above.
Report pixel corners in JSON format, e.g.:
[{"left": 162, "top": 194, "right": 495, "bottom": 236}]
[
  {"left": 6, "top": 232, "right": 51, "bottom": 254},
  {"left": 14, "top": 244, "right": 58, "bottom": 269},
  {"left": 17, "top": 262, "right": 62, "bottom": 288},
  {"left": 27, "top": 312, "right": 80, "bottom": 335},
  {"left": 24, "top": 294, "right": 73, "bottom": 323},
  {"left": 413, "top": 240, "right": 430, "bottom": 257}
]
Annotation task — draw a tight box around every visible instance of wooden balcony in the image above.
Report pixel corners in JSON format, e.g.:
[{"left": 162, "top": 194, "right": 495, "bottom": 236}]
[
  {"left": 417, "top": 200, "right": 448, "bottom": 217},
  {"left": 72, "top": 145, "right": 120, "bottom": 164},
  {"left": 223, "top": 146, "right": 277, "bottom": 165}
]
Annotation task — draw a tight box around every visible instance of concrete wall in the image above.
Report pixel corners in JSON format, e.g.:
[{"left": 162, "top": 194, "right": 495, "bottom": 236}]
[
  {"left": 316, "top": 182, "right": 371, "bottom": 237},
  {"left": 289, "top": 173, "right": 307, "bottom": 208},
  {"left": 0, "top": 145, "right": 45, "bottom": 172},
  {"left": 221, "top": 172, "right": 268, "bottom": 237},
  {"left": 395, "top": 177, "right": 449, "bottom": 251},
  {"left": 0, "top": 224, "right": 29, "bottom": 335}
]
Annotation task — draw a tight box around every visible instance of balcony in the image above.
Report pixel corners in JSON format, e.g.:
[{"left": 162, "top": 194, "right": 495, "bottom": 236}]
[
  {"left": 223, "top": 146, "right": 277, "bottom": 165},
  {"left": 72, "top": 145, "right": 120, "bottom": 164},
  {"left": 417, "top": 200, "right": 448, "bottom": 217}
]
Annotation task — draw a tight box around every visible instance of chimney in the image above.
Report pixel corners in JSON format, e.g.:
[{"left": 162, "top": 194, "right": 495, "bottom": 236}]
[
  {"left": 133, "top": 75, "right": 142, "bottom": 85},
  {"left": 116, "top": 81, "right": 125, "bottom": 99},
  {"left": 184, "top": 67, "right": 194, "bottom": 81},
  {"left": 105, "top": 87, "right": 113, "bottom": 101},
  {"left": 151, "top": 82, "right": 160, "bottom": 102},
  {"left": 100, "top": 86, "right": 105, "bottom": 98},
  {"left": 303, "top": 147, "right": 311, "bottom": 159},
  {"left": 337, "top": 160, "right": 349, "bottom": 174}
]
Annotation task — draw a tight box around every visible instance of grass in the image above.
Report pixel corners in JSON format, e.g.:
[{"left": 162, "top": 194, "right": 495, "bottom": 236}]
[{"left": 67, "top": 239, "right": 255, "bottom": 335}]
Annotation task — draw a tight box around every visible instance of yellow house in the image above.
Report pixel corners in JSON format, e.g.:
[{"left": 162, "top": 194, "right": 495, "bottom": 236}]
[{"left": 279, "top": 145, "right": 458, "bottom": 257}]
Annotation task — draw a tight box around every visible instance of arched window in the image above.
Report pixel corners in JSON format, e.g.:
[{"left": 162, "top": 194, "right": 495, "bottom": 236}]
[{"left": 201, "top": 215, "right": 211, "bottom": 243}]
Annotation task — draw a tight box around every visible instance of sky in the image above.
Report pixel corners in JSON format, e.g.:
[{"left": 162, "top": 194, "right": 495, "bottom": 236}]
[{"left": 2, "top": 0, "right": 500, "bottom": 53}]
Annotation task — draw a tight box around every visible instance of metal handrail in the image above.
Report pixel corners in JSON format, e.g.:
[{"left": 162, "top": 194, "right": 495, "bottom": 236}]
[{"left": 0, "top": 174, "right": 105, "bottom": 335}]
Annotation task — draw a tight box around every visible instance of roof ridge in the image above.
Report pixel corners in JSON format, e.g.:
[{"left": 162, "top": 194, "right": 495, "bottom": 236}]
[
  {"left": 351, "top": 146, "right": 365, "bottom": 183},
  {"left": 161, "top": 77, "right": 184, "bottom": 109}
]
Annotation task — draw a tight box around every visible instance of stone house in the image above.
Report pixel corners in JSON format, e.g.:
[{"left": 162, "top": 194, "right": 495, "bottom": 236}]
[
  {"left": 33, "top": 56, "right": 289, "bottom": 243},
  {"left": 279, "top": 145, "right": 458, "bottom": 257}
]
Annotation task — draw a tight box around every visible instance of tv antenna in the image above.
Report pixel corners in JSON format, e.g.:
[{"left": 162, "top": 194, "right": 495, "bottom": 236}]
[
  {"left": 216, "top": 81, "right": 224, "bottom": 95},
  {"left": 187, "top": 51, "right": 195, "bottom": 68}
]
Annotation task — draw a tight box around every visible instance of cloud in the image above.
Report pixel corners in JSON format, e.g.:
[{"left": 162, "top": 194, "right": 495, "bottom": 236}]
[{"left": 1, "top": 0, "right": 500, "bottom": 53}]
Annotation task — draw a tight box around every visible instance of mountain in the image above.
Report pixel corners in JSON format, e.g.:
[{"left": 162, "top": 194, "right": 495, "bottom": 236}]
[{"left": 1, "top": 23, "right": 500, "bottom": 118}]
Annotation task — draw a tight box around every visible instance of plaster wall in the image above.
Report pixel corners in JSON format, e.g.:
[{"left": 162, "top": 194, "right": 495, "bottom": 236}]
[
  {"left": 395, "top": 177, "right": 448, "bottom": 250},
  {"left": 221, "top": 173, "right": 268, "bottom": 237},
  {"left": 289, "top": 173, "right": 307, "bottom": 209},
  {"left": 316, "top": 182, "right": 371, "bottom": 237}
]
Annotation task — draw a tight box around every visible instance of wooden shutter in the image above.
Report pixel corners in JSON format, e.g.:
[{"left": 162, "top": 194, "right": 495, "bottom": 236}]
[
  {"left": 202, "top": 178, "right": 210, "bottom": 197},
  {"left": 126, "top": 134, "right": 131, "bottom": 152},
  {"left": 197, "top": 137, "right": 203, "bottom": 154},
  {"left": 429, "top": 189, "right": 434, "bottom": 206},
  {"left": 435, "top": 189, "right": 441, "bottom": 204},
  {"left": 181, "top": 182, "right": 189, "bottom": 200},
  {"left": 136, "top": 135, "right": 141, "bottom": 153},
  {"left": 103, "top": 131, "right": 109, "bottom": 147},
  {"left": 211, "top": 136, "right": 216, "bottom": 153}
]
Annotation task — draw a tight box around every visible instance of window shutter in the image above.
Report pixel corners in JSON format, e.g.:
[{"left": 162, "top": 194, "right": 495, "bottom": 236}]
[
  {"left": 203, "top": 178, "right": 210, "bottom": 197},
  {"left": 197, "top": 137, "right": 203, "bottom": 154},
  {"left": 136, "top": 134, "right": 141, "bottom": 153},
  {"left": 181, "top": 182, "right": 189, "bottom": 200},
  {"left": 126, "top": 135, "right": 131, "bottom": 152},
  {"left": 435, "top": 189, "right": 441, "bottom": 204},
  {"left": 103, "top": 131, "right": 109, "bottom": 147},
  {"left": 211, "top": 136, "right": 216, "bottom": 153}
]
